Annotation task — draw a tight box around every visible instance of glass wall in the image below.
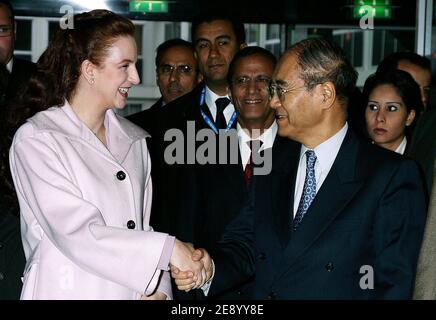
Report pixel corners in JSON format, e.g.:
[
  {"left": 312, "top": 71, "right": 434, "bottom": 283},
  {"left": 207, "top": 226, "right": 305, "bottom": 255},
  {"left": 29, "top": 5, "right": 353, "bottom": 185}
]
[{"left": 14, "top": 0, "right": 433, "bottom": 114}]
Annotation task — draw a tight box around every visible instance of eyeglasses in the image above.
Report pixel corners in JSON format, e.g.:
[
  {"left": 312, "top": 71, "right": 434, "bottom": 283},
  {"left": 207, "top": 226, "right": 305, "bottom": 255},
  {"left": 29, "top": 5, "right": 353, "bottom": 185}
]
[
  {"left": 157, "top": 64, "right": 194, "bottom": 76},
  {"left": 232, "top": 75, "right": 271, "bottom": 90},
  {"left": 0, "top": 25, "right": 13, "bottom": 37},
  {"left": 268, "top": 83, "right": 305, "bottom": 102}
]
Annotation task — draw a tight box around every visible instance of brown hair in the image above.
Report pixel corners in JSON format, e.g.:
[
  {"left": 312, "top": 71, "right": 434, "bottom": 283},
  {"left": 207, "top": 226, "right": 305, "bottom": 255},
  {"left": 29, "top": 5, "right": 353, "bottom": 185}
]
[
  {"left": 1, "top": 11, "right": 136, "bottom": 215},
  {"left": 10, "top": 10, "right": 135, "bottom": 129}
]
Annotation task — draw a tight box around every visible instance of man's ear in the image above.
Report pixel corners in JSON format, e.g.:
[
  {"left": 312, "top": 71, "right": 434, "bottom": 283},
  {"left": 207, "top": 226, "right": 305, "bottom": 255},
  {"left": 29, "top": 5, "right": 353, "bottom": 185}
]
[
  {"left": 240, "top": 43, "right": 248, "bottom": 50},
  {"left": 81, "top": 59, "right": 97, "bottom": 85},
  {"left": 319, "top": 82, "right": 336, "bottom": 109}
]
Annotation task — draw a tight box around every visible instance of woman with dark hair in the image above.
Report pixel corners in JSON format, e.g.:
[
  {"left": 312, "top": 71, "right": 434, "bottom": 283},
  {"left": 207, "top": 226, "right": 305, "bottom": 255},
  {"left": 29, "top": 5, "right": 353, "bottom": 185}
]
[
  {"left": 0, "top": 62, "right": 25, "bottom": 300},
  {"left": 363, "top": 69, "right": 423, "bottom": 154},
  {"left": 9, "top": 10, "right": 205, "bottom": 300}
]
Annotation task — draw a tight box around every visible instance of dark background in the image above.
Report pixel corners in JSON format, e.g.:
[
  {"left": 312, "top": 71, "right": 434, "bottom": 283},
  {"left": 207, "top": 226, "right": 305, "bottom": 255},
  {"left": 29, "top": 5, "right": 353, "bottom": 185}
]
[{"left": 11, "top": 0, "right": 416, "bottom": 26}]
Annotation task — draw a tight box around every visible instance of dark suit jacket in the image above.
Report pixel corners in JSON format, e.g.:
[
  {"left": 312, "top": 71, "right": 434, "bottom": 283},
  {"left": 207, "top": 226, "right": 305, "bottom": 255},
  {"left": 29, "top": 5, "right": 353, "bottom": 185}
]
[
  {"left": 5, "top": 57, "right": 36, "bottom": 104},
  {"left": 130, "top": 84, "right": 252, "bottom": 299},
  {"left": 126, "top": 97, "right": 163, "bottom": 138},
  {"left": 0, "top": 211, "right": 25, "bottom": 300},
  {"left": 209, "top": 128, "right": 427, "bottom": 299},
  {"left": 407, "top": 108, "right": 436, "bottom": 194}
]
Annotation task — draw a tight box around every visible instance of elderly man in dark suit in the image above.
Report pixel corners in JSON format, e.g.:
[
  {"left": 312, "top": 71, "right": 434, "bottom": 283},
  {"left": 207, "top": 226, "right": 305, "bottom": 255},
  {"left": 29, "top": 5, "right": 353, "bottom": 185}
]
[
  {"left": 147, "top": 14, "right": 246, "bottom": 247},
  {"left": 130, "top": 12, "right": 248, "bottom": 300},
  {"left": 173, "top": 38, "right": 427, "bottom": 300},
  {"left": 192, "top": 46, "right": 278, "bottom": 299}
]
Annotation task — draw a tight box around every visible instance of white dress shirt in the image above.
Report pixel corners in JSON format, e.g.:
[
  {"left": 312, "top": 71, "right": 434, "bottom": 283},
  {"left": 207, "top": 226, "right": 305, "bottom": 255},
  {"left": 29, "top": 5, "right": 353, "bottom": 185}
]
[
  {"left": 237, "top": 121, "right": 278, "bottom": 170},
  {"left": 394, "top": 136, "right": 407, "bottom": 155},
  {"left": 6, "top": 57, "right": 13, "bottom": 73},
  {"left": 293, "top": 123, "right": 348, "bottom": 217},
  {"left": 205, "top": 85, "right": 235, "bottom": 123},
  {"left": 201, "top": 120, "right": 277, "bottom": 296}
]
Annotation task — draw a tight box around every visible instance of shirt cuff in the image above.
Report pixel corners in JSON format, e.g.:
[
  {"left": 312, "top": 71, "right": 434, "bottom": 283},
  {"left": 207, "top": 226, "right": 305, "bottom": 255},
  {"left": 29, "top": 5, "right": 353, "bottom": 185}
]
[
  {"left": 201, "top": 259, "right": 215, "bottom": 296},
  {"left": 157, "top": 236, "right": 175, "bottom": 271}
]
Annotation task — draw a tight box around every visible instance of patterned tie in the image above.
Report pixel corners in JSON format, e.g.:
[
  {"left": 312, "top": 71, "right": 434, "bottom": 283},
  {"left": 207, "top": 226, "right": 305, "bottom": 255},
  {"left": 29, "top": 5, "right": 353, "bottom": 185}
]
[
  {"left": 244, "top": 140, "right": 263, "bottom": 187},
  {"left": 293, "top": 150, "right": 317, "bottom": 230},
  {"left": 215, "top": 97, "right": 231, "bottom": 130}
]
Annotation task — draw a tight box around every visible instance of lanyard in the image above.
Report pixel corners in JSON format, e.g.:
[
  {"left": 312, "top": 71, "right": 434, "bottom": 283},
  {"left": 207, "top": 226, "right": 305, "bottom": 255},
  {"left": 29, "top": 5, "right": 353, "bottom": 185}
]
[{"left": 199, "top": 87, "right": 237, "bottom": 134}]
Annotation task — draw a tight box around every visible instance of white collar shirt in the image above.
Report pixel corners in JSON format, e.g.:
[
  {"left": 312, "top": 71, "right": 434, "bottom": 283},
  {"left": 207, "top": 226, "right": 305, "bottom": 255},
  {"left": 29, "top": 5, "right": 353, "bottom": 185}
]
[
  {"left": 293, "top": 123, "right": 348, "bottom": 217},
  {"left": 205, "top": 85, "right": 235, "bottom": 123},
  {"left": 237, "top": 121, "right": 278, "bottom": 170}
]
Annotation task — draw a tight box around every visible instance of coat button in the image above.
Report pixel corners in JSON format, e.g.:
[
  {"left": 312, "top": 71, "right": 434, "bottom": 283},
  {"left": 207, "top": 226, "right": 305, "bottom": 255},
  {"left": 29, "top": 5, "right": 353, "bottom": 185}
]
[
  {"left": 325, "top": 262, "right": 334, "bottom": 272},
  {"left": 0, "top": 243, "right": 3, "bottom": 250},
  {"left": 0, "top": 272, "right": 4, "bottom": 281},
  {"left": 268, "top": 292, "right": 276, "bottom": 300},
  {"left": 258, "top": 252, "right": 266, "bottom": 260},
  {"left": 116, "top": 171, "right": 126, "bottom": 181},
  {"left": 127, "top": 220, "right": 136, "bottom": 229}
]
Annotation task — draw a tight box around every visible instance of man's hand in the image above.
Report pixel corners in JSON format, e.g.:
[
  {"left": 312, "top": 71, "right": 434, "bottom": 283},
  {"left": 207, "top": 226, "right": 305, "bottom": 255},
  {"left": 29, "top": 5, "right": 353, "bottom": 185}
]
[
  {"left": 171, "top": 247, "right": 213, "bottom": 292},
  {"left": 170, "top": 240, "right": 204, "bottom": 288}
]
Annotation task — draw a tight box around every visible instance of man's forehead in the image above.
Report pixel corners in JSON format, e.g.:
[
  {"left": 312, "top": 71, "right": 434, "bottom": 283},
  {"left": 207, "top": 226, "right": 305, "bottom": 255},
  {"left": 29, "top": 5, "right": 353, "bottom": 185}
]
[
  {"left": 161, "top": 46, "right": 195, "bottom": 61},
  {"left": 0, "top": 4, "right": 12, "bottom": 21},
  {"left": 274, "top": 53, "right": 298, "bottom": 82},
  {"left": 195, "top": 20, "right": 235, "bottom": 41},
  {"left": 234, "top": 55, "right": 273, "bottom": 71}
]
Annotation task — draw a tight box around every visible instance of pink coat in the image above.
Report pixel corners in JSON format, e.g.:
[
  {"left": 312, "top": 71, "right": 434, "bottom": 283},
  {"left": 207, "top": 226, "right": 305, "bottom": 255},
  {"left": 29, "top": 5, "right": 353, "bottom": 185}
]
[{"left": 9, "top": 102, "right": 172, "bottom": 300}]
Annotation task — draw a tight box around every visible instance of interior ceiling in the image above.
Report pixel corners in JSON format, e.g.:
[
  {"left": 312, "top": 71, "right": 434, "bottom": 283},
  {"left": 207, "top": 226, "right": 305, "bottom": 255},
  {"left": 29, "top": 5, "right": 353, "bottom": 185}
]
[{"left": 11, "top": 0, "right": 415, "bottom": 26}]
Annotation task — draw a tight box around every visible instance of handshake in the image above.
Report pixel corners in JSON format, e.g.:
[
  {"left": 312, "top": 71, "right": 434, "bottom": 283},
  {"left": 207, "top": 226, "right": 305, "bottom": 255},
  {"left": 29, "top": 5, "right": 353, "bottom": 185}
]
[{"left": 169, "top": 239, "right": 214, "bottom": 292}]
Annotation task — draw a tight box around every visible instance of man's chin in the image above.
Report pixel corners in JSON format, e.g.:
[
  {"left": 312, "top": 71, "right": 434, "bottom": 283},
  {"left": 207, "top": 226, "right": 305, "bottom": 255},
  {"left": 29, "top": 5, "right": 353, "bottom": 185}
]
[
  {"left": 165, "top": 92, "right": 183, "bottom": 103},
  {"left": 206, "top": 75, "right": 228, "bottom": 86}
]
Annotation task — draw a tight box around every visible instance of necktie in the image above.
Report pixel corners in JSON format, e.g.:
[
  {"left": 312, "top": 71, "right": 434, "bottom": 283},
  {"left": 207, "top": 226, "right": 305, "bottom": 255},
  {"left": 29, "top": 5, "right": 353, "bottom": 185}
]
[
  {"left": 293, "top": 150, "right": 317, "bottom": 230},
  {"left": 215, "top": 97, "right": 231, "bottom": 130},
  {"left": 244, "top": 140, "right": 263, "bottom": 187}
]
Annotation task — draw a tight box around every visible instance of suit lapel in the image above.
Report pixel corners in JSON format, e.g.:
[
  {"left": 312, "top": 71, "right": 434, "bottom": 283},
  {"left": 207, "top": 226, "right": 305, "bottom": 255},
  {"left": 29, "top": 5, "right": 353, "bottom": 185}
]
[
  {"left": 218, "top": 147, "right": 245, "bottom": 198},
  {"left": 283, "top": 130, "right": 364, "bottom": 266},
  {"left": 270, "top": 137, "right": 300, "bottom": 247}
]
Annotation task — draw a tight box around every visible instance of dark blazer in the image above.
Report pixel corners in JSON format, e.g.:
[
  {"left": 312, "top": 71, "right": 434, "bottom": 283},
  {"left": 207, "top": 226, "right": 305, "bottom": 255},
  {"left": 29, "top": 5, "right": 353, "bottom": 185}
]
[
  {"left": 210, "top": 128, "right": 427, "bottom": 299},
  {"left": 132, "top": 83, "right": 255, "bottom": 299},
  {"left": 168, "top": 84, "right": 255, "bottom": 299},
  {"left": 407, "top": 108, "right": 436, "bottom": 194},
  {"left": 142, "top": 83, "right": 240, "bottom": 241},
  {"left": 0, "top": 211, "right": 25, "bottom": 300},
  {"left": 126, "top": 97, "right": 163, "bottom": 138},
  {"left": 5, "top": 57, "right": 36, "bottom": 104}
]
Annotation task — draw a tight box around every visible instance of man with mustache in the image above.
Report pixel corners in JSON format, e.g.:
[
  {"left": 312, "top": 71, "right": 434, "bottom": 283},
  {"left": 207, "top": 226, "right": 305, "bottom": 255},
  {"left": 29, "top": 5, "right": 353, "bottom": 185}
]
[
  {"left": 127, "top": 38, "right": 200, "bottom": 136},
  {"left": 148, "top": 12, "right": 247, "bottom": 299}
]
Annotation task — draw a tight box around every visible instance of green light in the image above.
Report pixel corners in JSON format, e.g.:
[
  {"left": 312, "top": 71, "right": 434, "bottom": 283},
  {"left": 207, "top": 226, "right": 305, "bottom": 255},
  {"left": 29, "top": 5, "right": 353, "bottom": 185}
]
[
  {"left": 129, "top": 1, "right": 168, "bottom": 13},
  {"left": 353, "top": 0, "right": 392, "bottom": 19}
]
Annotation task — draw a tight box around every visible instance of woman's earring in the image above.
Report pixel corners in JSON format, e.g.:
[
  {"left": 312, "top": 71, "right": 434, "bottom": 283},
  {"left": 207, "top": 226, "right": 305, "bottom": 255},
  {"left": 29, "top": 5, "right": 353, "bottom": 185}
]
[{"left": 90, "top": 77, "right": 95, "bottom": 85}]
